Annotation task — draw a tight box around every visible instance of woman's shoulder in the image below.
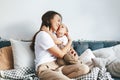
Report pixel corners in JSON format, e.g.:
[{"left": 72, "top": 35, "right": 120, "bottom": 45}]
[
  {"left": 37, "top": 31, "right": 48, "bottom": 36},
  {"left": 36, "top": 31, "right": 50, "bottom": 38}
]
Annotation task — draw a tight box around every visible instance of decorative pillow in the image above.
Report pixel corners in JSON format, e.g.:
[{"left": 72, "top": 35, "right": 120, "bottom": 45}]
[
  {"left": 10, "top": 39, "right": 35, "bottom": 68},
  {"left": 0, "top": 46, "right": 14, "bottom": 70},
  {"left": 78, "top": 49, "right": 96, "bottom": 68}
]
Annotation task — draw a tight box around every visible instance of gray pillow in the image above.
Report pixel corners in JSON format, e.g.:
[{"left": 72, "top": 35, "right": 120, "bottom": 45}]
[
  {"left": 107, "top": 59, "right": 120, "bottom": 78},
  {"left": 92, "top": 58, "right": 107, "bottom": 69},
  {"left": 93, "top": 47, "right": 117, "bottom": 65},
  {"left": 92, "top": 45, "right": 120, "bottom": 78}
]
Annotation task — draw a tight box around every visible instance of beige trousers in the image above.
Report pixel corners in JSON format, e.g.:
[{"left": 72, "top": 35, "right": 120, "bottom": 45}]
[
  {"left": 36, "top": 60, "right": 89, "bottom": 80},
  {"left": 37, "top": 61, "right": 70, "bottom": 80}
]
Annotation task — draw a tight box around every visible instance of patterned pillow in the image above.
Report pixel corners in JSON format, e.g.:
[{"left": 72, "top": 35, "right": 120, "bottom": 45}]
[{"left": 0, "top": 67, "right": 35, "bottom": 79}]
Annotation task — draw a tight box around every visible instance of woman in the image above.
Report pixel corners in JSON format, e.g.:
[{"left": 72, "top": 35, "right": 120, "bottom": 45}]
[
  {"left": 31, "top": 11, "right": 89, "bottom": 80},
  {"left": 31, "top": 11, "right": 72, "bottom": 80}
]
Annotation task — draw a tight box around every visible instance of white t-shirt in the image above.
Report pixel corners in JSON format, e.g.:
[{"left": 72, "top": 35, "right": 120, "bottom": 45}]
[
  {"left": 58, "top": 35, "right": 68, "bottom": 45},
  {"left": 34, "top": 31, "right": 56, "bottom": 70}
]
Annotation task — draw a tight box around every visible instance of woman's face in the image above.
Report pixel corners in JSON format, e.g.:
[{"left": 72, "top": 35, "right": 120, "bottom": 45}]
[{"left": 50, "top": 14, "right": 62, "bottom": 32}]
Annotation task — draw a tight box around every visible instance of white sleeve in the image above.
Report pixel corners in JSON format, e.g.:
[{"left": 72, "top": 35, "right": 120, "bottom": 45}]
[{"left": 36, "top": 31, "right": 55, "bottom": 50}]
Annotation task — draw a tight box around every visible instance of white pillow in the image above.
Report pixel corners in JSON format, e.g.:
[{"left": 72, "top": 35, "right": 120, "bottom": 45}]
[
  {"left": 107, "top": 59, "right": 120, "bottom": 78},
  {"left": 93, "top": 47, "right": 117, "bottom": 65},
  {"left": 78, "top": 49, "right": 96, "bottom": 67},
  {"left": 10, "top": 39, "right": 35, "bottom": 68},
  {"left": 92, "top": 57, "right": 107, "bottom": 68}
]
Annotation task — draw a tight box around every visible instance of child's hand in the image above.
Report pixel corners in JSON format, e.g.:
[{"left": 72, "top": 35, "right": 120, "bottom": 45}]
[{"left": 65, "top": 32, "right": 72, "bottom": 42}]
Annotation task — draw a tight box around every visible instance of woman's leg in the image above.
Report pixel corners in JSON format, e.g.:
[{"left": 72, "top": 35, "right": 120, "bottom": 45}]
[
  {"left": 37, "top": 61, "right": 71, "bottom": 80},
  {"left": 38, "top": 69, "right": 71, "bottom": 80},
  {"left": 62, "top": 63, "right": 90, "bottom": 78}
]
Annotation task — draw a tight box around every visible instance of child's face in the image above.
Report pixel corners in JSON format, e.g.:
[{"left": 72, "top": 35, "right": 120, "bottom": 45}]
[{"left": 56, "top": 24, "right": 67, "bottom": 38}]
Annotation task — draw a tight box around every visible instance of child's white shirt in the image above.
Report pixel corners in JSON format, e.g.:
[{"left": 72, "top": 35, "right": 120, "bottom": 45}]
[{"left": 57, "top": 35, "right": 68, "bottom": 45}]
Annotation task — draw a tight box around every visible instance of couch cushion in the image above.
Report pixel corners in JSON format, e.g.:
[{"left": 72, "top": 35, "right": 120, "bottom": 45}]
[
  {"left": 103, "top": 41, "right": 119, "bottom": 47},
  {"left": 72, "top": 41, "right": 89, "bottom": 56},
  {"left": 72, "top": 41, "right": 120, "bottom": 55},
  {"left": 88, "top": 41, "right": 104, "bottom": 50},
  {"left": 0, "top": 40, "right": 11, "bottom": 48}
]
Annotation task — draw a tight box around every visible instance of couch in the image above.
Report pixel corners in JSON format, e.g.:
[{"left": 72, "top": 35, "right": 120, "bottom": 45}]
[{"left": 0, "top": 38, "right": 120, "bottom": 80}]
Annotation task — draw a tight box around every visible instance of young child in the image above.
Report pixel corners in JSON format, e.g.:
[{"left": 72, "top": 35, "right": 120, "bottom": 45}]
[
  {"left": 56, "top": 24, "right": 79, "bottom": 66},
  {"left": 56, "top": 23, "right": 68, "bottom": 46},
  {"left": 56, "top": 24, "right": 90, "bottom": 79}
]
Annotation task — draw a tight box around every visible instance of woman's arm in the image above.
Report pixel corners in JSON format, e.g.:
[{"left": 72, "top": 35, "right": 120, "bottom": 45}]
[
  {"left": 48, "top": 34, "right": 72, "bottom": 58},
  {"left": 47, "top": 31, "right": 63, "bottom": 45},
  {"left": 41, "top": 25, "right": 72, "bottom": 58},
  {"left": 41, "top": 26, "right": 62, "bottom": 45}
]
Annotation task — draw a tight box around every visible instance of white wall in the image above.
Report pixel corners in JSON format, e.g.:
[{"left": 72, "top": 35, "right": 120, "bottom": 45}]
[{"left": 0, "top": 0, "right": 120, "bottom": 40}]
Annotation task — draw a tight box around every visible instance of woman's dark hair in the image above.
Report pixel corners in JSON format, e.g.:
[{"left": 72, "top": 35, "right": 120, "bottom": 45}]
[{"left": 30, "top": 11, "right": 62, "bottom": 51}]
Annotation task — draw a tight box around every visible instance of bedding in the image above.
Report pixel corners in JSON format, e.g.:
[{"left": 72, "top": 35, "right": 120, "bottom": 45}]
[
  {"left": 74, "top": 67, "right": 113, "bottom": 80},
  {"left": 0, "top": 67, "right": 113, "bottom": 80}
]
